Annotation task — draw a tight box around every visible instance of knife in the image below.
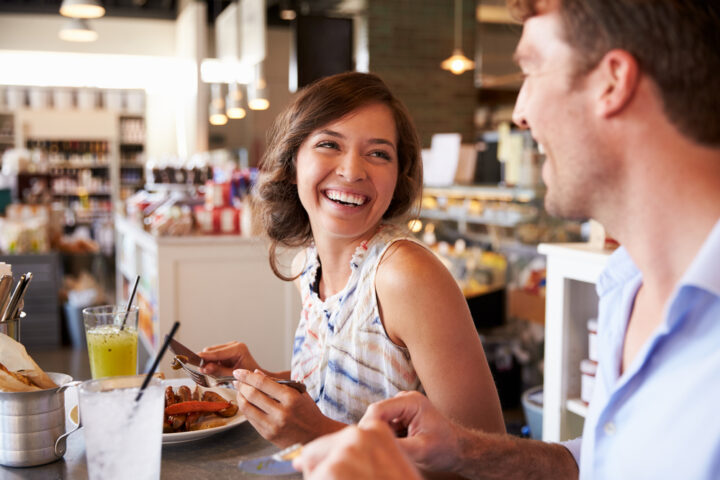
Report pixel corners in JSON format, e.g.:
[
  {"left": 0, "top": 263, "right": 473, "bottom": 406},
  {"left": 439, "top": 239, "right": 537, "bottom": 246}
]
[
  {"left": 7, "top": 272, "right": 32, "bottom": 321},
  {"left": 167, "top": 336, "right": 307, "bottom": 394},
  {"left": 167, "top": 337, "right": 205, "bottom": 366},
  {"left": 237, "top": 443, "right": 302, "bottom": 476},
  {"left": 1, "top": 274, "right": 26, "bottom": 324}
]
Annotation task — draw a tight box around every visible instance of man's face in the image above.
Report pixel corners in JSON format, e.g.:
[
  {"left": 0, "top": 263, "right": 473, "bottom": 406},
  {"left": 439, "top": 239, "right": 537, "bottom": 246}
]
[{"left": 512, "top": 6, "right": 613, "bottom": 220}]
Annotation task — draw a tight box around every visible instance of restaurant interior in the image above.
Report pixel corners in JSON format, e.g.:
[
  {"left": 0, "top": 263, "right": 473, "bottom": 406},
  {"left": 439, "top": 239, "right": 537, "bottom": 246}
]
[{"left": 0, "top": 0, "right": 608, "bottom": 475}]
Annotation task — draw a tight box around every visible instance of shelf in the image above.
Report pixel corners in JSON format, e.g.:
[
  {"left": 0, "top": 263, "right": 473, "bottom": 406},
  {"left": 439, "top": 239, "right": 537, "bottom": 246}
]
[
  {"left": 420, "top": 208, "right": 535, "bottom": 228},
  {"left": 566, "top": 398, "right": 588, "bottom": 418},
  {"left": 53, "top": 191, "right": 111, "bottom": 197},
  {"left": 424, "top": 185, "right": 538, "bottom": 203},
  {"left": 49, "top": 163, "right": 110, "bottom": 169}
]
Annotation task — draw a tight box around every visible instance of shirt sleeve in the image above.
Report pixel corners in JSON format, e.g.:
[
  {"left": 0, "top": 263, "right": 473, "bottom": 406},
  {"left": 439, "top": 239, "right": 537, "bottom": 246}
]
[{"left": 559, "top": 437, "right": 582, "bottom": 467}]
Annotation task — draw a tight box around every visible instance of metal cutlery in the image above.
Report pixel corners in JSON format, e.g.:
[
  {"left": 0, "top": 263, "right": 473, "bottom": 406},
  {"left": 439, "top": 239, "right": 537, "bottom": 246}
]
[
  {"left": 1, "top": 273, "right": 32, "bottom": 324},
  {"left": 237, "top": 442, "right": 303, "bottom": 476},
  {"left": 167, "top": 337, "right": 306, "bottom": 393},
  {"left": 0, "top": 275, "right": 13, "bottom": 319}
]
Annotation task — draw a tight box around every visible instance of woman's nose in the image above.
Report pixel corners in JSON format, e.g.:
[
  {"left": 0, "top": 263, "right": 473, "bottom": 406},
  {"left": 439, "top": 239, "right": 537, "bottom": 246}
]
[{"left": 335, "top": 152, "right": 367, "bottom": 182}]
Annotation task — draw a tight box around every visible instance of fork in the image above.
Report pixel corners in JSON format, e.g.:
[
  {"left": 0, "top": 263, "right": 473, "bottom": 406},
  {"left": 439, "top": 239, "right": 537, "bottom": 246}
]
[{"left": 172, "top": 356, "right": 307, "bottom": 393}]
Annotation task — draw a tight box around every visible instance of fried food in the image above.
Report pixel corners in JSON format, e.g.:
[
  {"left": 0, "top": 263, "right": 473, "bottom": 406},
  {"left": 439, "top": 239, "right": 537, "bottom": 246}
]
[
  {"left": 163, "top": 385, "right": 239, "bottom": 433},
  {"left": 0, "top": 333, "right": 58, "bottom": 392}
]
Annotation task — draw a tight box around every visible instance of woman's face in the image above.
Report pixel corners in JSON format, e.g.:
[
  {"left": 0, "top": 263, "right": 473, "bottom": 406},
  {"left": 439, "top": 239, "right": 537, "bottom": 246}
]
[{"left": 295, "top": 102, "right": 399, "bottom": 245}]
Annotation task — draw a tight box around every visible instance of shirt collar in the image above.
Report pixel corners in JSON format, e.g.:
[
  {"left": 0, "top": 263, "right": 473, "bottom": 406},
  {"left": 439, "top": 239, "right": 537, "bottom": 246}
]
[
  {"left": 596, "top": 246, "right": 639, "bottom": 297},
  {"left": 678, "top": 218, "right": 720, "bottom": 297}
]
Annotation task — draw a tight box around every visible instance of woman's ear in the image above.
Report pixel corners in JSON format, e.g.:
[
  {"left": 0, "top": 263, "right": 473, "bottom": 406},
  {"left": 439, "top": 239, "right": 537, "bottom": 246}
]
[{"left": 594, "top": 49, "right": 640, "bottom": 118}]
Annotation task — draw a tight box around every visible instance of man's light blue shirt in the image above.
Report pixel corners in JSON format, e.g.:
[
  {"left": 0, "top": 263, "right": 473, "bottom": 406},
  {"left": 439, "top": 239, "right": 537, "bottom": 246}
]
[{"left": 564, "top": 219, "right": 720, "bottom": 479}]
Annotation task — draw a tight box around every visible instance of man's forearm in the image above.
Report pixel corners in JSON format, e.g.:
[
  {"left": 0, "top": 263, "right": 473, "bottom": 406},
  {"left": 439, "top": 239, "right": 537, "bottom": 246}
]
[{"left": 453, "top": 426, "right": 579, "bottom": 480}]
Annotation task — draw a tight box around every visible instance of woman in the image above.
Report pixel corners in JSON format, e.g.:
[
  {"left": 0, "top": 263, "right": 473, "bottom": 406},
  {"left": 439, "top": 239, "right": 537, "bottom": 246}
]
[{"left": 199, "top": 72, "right": 504, "bottom": 447}]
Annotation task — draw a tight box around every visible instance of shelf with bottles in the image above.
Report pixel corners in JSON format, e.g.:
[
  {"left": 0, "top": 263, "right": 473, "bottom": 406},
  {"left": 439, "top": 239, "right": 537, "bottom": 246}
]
[
  {"left": 0, "top": 113, "right": 15, "bottom": 162},
  {"left": 25, "top": 139, "right": 110, "bottom": 167}
]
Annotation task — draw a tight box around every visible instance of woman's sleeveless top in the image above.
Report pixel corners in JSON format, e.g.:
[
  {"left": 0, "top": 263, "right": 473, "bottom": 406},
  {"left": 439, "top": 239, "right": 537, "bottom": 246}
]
[{"left": 290, "top": 224, "right": 425, "bottom": 424}]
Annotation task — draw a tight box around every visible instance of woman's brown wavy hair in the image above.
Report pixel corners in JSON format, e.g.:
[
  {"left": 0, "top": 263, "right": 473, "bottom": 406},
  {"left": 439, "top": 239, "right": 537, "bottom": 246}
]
[{"left": 253, "top": 72, "right": 423, "bottom": 280}]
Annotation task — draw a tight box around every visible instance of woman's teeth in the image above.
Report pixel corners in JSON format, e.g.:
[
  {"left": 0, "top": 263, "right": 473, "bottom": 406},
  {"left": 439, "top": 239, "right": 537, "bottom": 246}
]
[{"left": 325, "top": 190, "right": 367, "bottom": 206}]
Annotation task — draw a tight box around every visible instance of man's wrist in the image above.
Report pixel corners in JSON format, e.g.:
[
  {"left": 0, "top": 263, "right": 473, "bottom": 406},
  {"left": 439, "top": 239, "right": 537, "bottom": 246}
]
[{"left": 450, "top": 422, "right": 478, "bottom": 476}]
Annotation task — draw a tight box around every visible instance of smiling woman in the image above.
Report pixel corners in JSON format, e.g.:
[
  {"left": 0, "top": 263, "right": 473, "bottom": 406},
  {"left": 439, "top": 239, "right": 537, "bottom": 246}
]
[{"left": 197, "top": 72, "right": 505, "bottom": 449}]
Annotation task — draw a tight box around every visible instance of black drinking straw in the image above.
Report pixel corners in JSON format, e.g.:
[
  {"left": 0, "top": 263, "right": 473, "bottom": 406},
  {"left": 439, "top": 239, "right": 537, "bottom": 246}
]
[
  {"left": 120, "top": 275, "right": 140, "bottom": 331},
  {"left": 135, "top": 321, "right": 180, "bottom": 402}
]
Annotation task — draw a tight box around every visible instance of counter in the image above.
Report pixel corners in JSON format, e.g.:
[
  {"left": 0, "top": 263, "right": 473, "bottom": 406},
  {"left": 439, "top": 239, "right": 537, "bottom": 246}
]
[
  {"left": 0, "top": 420, "right": 301, "bottom": 480},
  {"left": 115, "top": 214, "right": 302, "bottom": 377}
]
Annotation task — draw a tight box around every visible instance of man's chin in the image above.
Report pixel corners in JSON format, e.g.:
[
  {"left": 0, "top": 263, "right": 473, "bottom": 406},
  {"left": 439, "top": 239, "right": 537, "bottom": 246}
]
[{"left": 544, "top": 195, "right": 589, "bottom": 222}]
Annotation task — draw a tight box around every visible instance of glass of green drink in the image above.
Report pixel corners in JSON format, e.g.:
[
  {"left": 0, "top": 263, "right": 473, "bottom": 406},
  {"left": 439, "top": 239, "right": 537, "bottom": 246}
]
[{"left": 82, "top": 305, "right": 139, "bottom": 379}]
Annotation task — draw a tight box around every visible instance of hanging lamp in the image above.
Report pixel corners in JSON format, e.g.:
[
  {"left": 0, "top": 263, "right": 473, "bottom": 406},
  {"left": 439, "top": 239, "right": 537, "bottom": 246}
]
[
  {"left": 247, "top": 63, "right": 270, "bottom": 111},
  {"left": 58, "top": 18, "right": 98, "bottom": 42},
  {"left": 209, "top": 84, "right": 228, "bottom": 126},
  {"left": 59, "top": 0, "right": 105, "bottom": 19},
  {"left": 441, "top": 0, "right": 475, "bottom": 75},
  {"left": 226, "top": 82, "right": 247, "bottom": 119}
]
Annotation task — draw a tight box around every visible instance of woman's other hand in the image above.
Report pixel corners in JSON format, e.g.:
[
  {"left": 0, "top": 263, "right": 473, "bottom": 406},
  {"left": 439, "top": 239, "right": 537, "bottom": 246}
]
[
  {"left": 197, "top": 341, "right": 261, "bottom": 377},
  {"left": 234, "top": 369, "right": 345, "bottom": 448}
]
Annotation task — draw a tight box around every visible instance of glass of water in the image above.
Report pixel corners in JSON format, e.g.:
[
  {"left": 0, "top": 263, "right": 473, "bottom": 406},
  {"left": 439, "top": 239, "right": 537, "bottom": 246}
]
[{"left": 79, "top": 375, "right": 164, "bottom": 479}]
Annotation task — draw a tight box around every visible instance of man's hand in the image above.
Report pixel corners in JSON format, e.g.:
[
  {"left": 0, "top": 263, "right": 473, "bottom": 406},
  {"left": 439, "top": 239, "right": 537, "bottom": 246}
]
[
  {"left": 360, "top": 391, "right": 463, "bottom": 473},
  {"left": 294, "top": 421, "right": 422, "bottom": 480},
  {"left": 234, "top": 369, "right": 344, "bottom": 448}
]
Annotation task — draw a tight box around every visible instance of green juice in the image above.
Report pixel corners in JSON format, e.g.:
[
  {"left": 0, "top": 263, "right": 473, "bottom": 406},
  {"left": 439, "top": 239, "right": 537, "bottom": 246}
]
[{"left": 86, "top": 325, "right": 138, "bottom": 379}]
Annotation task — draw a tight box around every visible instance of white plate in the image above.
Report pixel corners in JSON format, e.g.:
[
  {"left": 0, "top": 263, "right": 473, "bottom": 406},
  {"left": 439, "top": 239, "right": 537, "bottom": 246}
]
[{"left": 68, "top": 378, "right": 246, "bottom": 445}]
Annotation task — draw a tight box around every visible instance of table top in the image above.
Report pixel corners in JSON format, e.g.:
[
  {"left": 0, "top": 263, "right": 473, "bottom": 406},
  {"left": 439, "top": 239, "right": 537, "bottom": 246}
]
[{"left": 0, "top": 421, "right": 302, "bottom": 480}]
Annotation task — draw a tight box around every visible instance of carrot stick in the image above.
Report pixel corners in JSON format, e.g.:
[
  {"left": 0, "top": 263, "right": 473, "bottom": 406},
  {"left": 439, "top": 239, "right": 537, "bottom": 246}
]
[{"left": 164, "top": 400, "right": 231, "bottom": 416}]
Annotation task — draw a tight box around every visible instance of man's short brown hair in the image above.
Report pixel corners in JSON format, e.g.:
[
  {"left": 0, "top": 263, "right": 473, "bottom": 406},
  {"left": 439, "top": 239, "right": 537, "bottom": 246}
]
[{"left": 508, "top": 0, "right": 720, "bottom": 147}]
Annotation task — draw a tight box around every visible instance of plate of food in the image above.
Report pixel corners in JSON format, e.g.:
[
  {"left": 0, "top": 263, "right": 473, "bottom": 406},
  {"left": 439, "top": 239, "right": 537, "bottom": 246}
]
[{"left": 69, "top": 378, "right": 246, "bottom": 445}]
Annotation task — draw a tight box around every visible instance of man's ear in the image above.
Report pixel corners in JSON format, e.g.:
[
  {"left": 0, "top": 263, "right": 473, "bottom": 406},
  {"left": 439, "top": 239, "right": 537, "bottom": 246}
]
[{"left": 594, "top": 49, "right": 640, "bottom": 118}]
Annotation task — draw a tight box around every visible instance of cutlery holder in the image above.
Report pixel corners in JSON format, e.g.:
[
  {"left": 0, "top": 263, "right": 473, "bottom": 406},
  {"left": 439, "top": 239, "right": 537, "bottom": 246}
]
[{"left": 0, "top": 311, "right": 24, "bottom": 342}]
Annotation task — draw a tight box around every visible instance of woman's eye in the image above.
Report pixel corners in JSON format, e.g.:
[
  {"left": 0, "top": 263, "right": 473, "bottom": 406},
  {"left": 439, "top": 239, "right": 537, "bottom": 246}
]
[
  {"left": 370, "top": 150, "right": 392, "bottom": 161},
  {"left": 316, "top": 141, "right": 339, "bottom": 150}
]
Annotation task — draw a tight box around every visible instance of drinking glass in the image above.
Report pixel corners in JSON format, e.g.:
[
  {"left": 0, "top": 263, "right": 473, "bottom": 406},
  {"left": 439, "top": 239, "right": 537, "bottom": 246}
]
[
  {"left": 82, "top": 305, "right": 139, "bottom": 379},
  {"left": 79, "top": 375, "right": 163, "bottom": 479}
]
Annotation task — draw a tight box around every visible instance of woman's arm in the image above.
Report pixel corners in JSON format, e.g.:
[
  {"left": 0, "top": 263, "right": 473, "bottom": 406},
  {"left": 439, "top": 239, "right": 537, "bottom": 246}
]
[{"left": 375, "top": 241, "right": 505, "bottom": 434}]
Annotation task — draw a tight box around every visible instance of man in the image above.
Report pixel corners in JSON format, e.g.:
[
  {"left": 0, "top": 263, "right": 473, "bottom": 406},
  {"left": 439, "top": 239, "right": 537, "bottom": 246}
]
[{"left": 293, "top": 0, "right": 720, "bottom": 478}]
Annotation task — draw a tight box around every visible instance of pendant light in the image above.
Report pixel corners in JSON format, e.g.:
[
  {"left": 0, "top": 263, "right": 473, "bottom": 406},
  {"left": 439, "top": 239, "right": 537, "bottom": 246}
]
[
  {"left": 226, "top": 82, "right": 246, "bottom": 119},
  {"left": 209, "top": 84, "right": 228, "bottom": 126},
  {"left": 441, "top": 0, "right": 475, "bottom": 75},
  {"left": 60, "top": 0, "right": 105, "bottom": 19},
  {"left": 59, "top": 18, "right": 98, "bottom": 42},
  {"left": 247, "top": 63, "right": 270, "bottom": 111}
]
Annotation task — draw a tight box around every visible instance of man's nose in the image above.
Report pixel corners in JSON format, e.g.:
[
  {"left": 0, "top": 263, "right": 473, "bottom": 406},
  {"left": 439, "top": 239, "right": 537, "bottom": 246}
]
[
  {"left": 512, "top": 84, "right": 529, "bottom": 129},
  {"left": 336, "top": 152, "right": 367, "bottom": 182}
]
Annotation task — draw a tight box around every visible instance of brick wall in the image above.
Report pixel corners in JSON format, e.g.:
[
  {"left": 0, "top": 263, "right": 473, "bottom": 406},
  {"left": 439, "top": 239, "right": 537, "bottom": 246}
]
[{"left": 367, "top": 0, "right": 476, "bottom": 147}]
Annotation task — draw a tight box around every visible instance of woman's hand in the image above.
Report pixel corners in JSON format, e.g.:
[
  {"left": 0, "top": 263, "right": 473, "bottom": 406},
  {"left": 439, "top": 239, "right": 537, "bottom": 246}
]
[
  {"left": 197, "top": 341, "right": 262, "bottom": 377},
  {"left": 234, "top": 369, "right": 345, "bottom": 448}
]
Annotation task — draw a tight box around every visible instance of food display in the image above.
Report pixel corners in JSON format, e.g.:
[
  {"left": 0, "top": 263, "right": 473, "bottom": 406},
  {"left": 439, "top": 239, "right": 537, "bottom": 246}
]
[
  {"left": 0, "top": 332, "right": 57, "bottom": 392},
  {"left": 163, "top": 384, "right": 239, "bottom": 433}
]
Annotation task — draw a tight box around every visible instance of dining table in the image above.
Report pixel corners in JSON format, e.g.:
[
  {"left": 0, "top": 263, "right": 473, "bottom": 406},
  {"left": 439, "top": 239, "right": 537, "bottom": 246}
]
[{"left": 0, "top": 419, "right": 303, "bottom": 480}]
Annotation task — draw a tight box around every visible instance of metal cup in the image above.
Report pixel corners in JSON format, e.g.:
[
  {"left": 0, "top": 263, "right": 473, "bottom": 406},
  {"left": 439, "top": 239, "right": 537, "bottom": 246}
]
[{"left": 0, "top": 312, "right": 24, "bottom": 342}]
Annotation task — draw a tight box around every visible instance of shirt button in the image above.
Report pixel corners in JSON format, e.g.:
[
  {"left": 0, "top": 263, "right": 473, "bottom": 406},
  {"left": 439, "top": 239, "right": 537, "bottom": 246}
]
[{"left": 603, "top": 422, "right": 616, "bottom": 435}]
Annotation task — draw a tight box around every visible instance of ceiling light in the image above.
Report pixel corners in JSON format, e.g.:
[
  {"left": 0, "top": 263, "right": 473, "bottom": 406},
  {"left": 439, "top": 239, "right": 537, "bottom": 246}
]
[
  {"left": 226, "top": 82, "right": 246, "bottom": 119},
  {"left": 60, "top": 0, "right": 105, "bottom": 19},
  {"left": 279, "top": 0, "right": 296, "bottom": 20},
  {"left": 441, "top": 0, "right": 475, "bottom": 75},
  {"left": 209, "top": 83, "right": 228, "bottom": 126},
  {"left": 59, "top": 18, "right": 98, "bottom": 42},
  {"left": 247, "top": 63, "right": 269, "bottom": 111}
]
